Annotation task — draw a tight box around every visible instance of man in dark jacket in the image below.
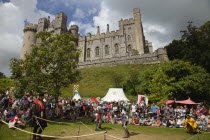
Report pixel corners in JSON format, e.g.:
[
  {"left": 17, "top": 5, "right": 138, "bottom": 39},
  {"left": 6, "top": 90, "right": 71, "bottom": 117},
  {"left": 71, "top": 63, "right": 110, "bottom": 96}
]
[{"left": 30, "top": 93, "right": 47, "bottom": 140}]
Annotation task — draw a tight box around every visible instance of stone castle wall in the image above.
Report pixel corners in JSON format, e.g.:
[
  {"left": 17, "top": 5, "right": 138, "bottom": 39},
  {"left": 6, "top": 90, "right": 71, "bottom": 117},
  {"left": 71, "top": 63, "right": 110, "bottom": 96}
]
[
  {"left": 78, "top": 48, "right": 169, "bottom": 69},
  {"left": 20, "top": 8, "right": 169, "bottom": 68}
]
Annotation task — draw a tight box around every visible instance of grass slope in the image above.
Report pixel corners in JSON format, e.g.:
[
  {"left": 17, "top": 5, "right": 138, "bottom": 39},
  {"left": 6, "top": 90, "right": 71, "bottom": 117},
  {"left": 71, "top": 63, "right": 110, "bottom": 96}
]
[{"left": 61, "top": 64, "right": 153, "bottom": 99}]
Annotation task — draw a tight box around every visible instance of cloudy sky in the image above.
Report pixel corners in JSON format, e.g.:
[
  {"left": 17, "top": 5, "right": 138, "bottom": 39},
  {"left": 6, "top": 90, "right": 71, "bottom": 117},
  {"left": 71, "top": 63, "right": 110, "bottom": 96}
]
[{"left": 0, "top": 0, "right": 210, "bottom": 76}]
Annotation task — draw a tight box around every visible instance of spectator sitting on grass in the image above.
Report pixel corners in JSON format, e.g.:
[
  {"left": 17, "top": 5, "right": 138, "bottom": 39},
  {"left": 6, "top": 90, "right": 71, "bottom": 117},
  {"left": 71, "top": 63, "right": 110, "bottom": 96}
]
[{"left": 162, "top": 117, "right": 167, "bottom": 126}]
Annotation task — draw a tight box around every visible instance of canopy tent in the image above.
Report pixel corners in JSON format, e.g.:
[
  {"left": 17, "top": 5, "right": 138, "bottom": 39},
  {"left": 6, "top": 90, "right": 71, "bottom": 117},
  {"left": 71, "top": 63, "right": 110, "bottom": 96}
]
[
  {"left": 176, "top": 98, "right": 197, "bottom": 104},
  {"left": 101, "top": 88, "right": 129, "bottom": 102},
  {"left": 165, "top": 98, "right": 197, "bottom": 105},
  {"left": 72, "top": 92, "right": 81, "bottom": 101},
  {"left": 166, "top": 100, "right": 175, "bottom": 105},
  {"left": 137, "top": 95, "right": 148, "bottom": 106}
]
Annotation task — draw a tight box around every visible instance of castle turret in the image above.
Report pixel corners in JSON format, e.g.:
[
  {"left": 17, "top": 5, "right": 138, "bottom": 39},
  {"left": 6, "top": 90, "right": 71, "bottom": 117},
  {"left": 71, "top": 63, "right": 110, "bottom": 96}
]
[
  {"left": 37, "top": 17, "right": 49, "bottom": 32},
  {"left": 69, "top": 25, "right": 79, "bottom": 39},
  {"left": 133, "top": 8, "right": 145, "bottom": 55},
  {"left": 20, "top": 24, "right": 37, "bottom": 59},
  {"left": 54, "top": 12, "right": 67, "bottom": 35}
]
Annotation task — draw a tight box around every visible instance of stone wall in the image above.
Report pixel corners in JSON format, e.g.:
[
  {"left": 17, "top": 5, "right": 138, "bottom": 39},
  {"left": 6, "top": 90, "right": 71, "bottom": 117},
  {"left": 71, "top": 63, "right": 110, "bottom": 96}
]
[{"left": 78, "top": 48, "right": 169, "bottom": 69}]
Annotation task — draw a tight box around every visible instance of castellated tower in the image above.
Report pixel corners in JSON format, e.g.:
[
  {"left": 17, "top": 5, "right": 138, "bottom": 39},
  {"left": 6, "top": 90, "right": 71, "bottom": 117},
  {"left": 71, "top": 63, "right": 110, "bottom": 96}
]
[
  {"left": 133, "top": 8, "right": 145, "bottom": 55},
  {"left": 69, "top": 25, "right": 79, "bottom": 42},
  {"left": 20, "top": 24, "right": 37, "bottom": 59},
  {"left": 54, "top": 12, "right": 67, "bottom": 35}
]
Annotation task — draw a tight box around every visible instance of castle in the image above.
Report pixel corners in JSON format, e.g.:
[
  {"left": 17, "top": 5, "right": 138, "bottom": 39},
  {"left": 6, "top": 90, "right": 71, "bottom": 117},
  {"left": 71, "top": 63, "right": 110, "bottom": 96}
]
[{"left": 20, "top": 8, "right": 168, "bottom": 68}]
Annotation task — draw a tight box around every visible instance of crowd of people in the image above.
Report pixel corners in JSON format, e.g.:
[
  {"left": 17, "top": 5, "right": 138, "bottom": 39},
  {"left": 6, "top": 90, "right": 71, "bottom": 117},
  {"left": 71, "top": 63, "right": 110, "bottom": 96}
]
[{"left": 0, "top": 92, "right": 210, "bottom": 134}]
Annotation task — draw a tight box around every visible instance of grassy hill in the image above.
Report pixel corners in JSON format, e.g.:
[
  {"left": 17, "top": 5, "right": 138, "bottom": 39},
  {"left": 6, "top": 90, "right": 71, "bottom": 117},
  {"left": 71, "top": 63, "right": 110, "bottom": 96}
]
[{"left": 61, "top": 64, "right": 154, "bottom": 100}]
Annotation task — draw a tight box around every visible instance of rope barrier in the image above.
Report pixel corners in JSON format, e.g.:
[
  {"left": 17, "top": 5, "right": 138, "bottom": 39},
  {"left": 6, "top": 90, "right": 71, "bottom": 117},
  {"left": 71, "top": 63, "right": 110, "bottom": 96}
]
[
  {"left": 106, "top": 134, "right": 123, "bottom": 140},
  {"left": 0, "top": 119, "right": 106, "bottom": 139},
  {"left": 186, "top": 134, "right": 199, "bottom": 140},
  {"left": 33, "top": 116, "right": 82, "bottom": 124},
  {"left": 80, "top": 121, "right": 94, "bottom": 132}
]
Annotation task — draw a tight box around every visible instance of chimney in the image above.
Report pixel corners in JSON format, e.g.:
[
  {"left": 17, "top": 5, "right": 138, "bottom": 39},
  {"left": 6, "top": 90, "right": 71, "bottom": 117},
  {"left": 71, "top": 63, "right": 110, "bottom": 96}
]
[
  {"left": 106, "top": 24, "right": 109, "bottom": 34},
  {"left": 97, "top": 26, "right": 100, "bottom": 35}
]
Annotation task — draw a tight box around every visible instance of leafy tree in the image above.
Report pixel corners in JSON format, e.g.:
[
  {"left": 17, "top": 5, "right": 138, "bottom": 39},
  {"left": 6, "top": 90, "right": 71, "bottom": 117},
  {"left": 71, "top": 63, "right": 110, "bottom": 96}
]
[
  {"left": 138, "top": 60, "right": 210, "bottom": 103},
  {"left": 10, "top": 32, "right": 80, "bottom": 101},
  {"left": 0, "top": 72, "right": 6, "bottom": 78},
  {"left": 0, "top": 78, "right": 14, "bottom": 93},
  {"left": 165, "top": 21, "right": 210, "bottom": 73},
  {"left": 110, "top": 72, "right": 124, "bottom": 88},
  {"left": 124, "top": 70, "right": 141, "bottom": 96}
]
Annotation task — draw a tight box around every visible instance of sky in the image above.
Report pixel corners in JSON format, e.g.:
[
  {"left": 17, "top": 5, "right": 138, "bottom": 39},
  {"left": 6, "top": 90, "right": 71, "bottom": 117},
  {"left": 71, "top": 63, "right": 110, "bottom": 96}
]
[{"left": 0, "top": 0, "right": 210, "bottom": 76}]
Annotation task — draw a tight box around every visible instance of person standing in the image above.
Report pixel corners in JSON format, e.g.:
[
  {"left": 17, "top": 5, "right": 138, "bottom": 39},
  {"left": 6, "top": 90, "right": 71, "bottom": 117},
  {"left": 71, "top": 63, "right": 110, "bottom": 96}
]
[
  {"left": 121, "top": 102, "right": 131, "bottom": 138},
  {"left": 95, "top": 103, "right": 104, "bottom": 131},
  {"left": 30, "top": 93, "right": 47, "bottom": 140},
  {"left": 151, "top": 103, "right": 158, "bottom": 118}
]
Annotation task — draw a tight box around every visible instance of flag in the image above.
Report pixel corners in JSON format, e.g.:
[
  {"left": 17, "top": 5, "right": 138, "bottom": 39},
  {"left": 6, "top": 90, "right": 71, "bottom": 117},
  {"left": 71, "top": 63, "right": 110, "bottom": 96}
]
[{"left": 73, "top": 85, "right": 79, "bottom": 93}]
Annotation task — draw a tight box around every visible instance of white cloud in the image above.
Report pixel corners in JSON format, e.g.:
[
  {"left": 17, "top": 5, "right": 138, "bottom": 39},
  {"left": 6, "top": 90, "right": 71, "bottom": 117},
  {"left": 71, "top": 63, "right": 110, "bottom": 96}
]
[
  {"left": 0, "top": 0, "right": 54, "bottom": 76},
  {"left": 69, "top": 21, "right": 96, "bottom": 35},
  {"left": 73, "top": 8, "right": 85, "bottom": 19},
  {"left": 88, "top": 8, "right": 97, "bottom": 15}
]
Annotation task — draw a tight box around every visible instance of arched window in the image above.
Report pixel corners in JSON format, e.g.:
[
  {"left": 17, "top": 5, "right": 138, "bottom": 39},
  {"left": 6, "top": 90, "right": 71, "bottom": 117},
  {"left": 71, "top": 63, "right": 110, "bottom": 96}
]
[
  {"left": 114, "top": 44, "right": 119, "bottom": 54},
  {"left": 95, "top": 46, "right": 99, "bottom": 57},
  {"left": 87, "top": 48, "right": 91, "bottom": 58},
  {"left": 105, "top": 45, "right": 109, "bottom": 55},
  {"left": 127, "top": 35, "right": 131, "bottom": 41},
  {"left": 127, "top": 44, "right": 132, "bottom": 52}
]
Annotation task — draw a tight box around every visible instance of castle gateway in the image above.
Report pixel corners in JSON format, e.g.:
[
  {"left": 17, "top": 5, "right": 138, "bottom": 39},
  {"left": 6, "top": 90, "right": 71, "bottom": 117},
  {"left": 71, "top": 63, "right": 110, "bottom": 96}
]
[{"left": 20, "top": 8, "right": 168, "bottom": 68}]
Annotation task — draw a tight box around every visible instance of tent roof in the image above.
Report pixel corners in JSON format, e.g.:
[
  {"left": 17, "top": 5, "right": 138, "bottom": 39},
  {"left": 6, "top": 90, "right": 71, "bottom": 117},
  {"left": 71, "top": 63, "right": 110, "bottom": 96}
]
[
  {"left": 101, "top": 88, "right": 129, "bottom": 102},
  {"left": 72, "top": 92, "right": 81, "bottom": 101},
  {"left": 166, "top": 100, "right": 174, "bottom": 104},
  {"left": 176, "top": 98, "right": 197, "bottom": 104}
]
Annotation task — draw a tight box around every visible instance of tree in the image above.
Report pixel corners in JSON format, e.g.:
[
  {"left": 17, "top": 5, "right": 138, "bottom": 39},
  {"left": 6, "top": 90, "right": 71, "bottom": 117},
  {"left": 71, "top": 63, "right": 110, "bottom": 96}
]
[
  {"left": 137, "top": 60, "right": 210, "bottom": 103},
  {"left": 124, "top": 70, "right": 141, "bottom": 96},
  {"left": 10, "top": 32, "right": 80, "bottom": 101},
  {"left": 165, "top": 21, "right": 210, "bottom": 73},
  {"left": 0, "top": 78, "right": 14, "bottom": 94},
  {"left": 0, "top": 72, "right": 6, "bottom": 78}
]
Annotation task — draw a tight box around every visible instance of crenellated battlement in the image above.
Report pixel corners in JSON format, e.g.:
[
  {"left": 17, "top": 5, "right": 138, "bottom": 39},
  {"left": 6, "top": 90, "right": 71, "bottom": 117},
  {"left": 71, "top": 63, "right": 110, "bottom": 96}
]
[
  {"left": 70, "top": 25, "right": 79, "bottom": 30},
  {"left": 55, "top": 12, "right": 67, "bottom": 20},
  {"left": 38, "top": 17, "right": 48, "bottom": 24},
  {"left": 23, "top": 24, "right": 37, "bottom": 32}
]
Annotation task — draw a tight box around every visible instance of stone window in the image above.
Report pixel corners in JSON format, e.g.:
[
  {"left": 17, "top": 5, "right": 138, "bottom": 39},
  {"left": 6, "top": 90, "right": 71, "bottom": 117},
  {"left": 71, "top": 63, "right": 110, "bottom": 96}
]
[
  {"left": 113, "top": 36, "right": 115, "bottom": 40},
  {"left": 105, "top": 45, "right": 109, "bottom": 55},
  {"left": 127, "top": 44, "right": 132, "bottom": 52},
  {"left": 95, "top": 46, "right": 100, "bottom": 57},
  {"left": 127, "top": 35, "right": 131, "bottom": 41},
  {"left": 87, "top": 48, "right": 91, "bottom": 58},
  {"left": 114, "top": 44, "right": 119, "bottom": 54}
]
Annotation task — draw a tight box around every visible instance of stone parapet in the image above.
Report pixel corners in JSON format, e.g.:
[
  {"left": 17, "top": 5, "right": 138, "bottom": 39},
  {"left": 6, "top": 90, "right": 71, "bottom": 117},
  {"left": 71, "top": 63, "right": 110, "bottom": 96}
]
[
  {"left": 78, "top": 48, "right": 168, "bottom": 69},
  {"left": 23, "top": 24, "right": 37, "bottom": 32}
]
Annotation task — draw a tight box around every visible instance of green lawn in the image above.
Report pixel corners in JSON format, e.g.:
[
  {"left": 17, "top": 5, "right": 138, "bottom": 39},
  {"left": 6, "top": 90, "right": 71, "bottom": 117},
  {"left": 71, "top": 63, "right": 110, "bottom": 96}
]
[{"left": 1, "top": 121, "right": 210, "bottom": 140}]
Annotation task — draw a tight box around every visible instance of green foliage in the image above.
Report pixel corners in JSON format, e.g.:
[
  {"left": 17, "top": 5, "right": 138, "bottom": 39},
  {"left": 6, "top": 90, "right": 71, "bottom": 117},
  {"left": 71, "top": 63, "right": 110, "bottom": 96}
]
[
  {"left": 138, "top": 60, "right": 210, "bottom": 103},
  {"left": 0, "top": 78, "right": 14, "bottom": 93},
  {"left": 124, "top": 70, "right": 141, "bottom": 96},
  {"left": 165, "top": 21, "right": 210, "bottom": 73},
  {"left": 10, "top": 32, "right": 80, "bottom": 99},
  {"left": 0, "top": 72, "right": 6, "bottom": 78}
]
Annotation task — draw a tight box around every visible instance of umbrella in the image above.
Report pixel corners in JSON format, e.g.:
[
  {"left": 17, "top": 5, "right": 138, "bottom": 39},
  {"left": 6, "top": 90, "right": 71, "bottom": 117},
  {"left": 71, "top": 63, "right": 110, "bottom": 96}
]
[{"left": 91, "top": 98, "right": 98, "bottom": 103}]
